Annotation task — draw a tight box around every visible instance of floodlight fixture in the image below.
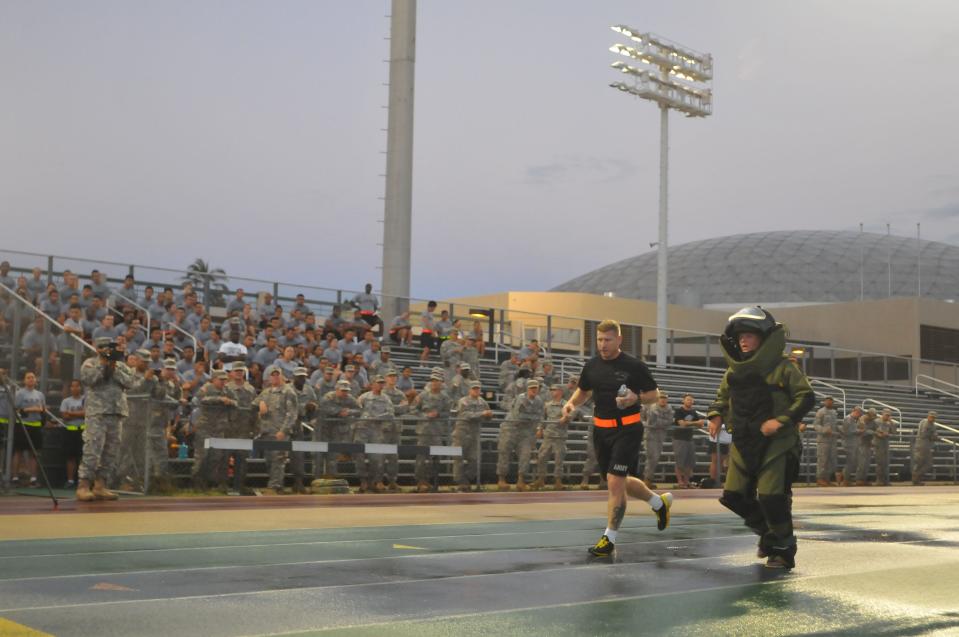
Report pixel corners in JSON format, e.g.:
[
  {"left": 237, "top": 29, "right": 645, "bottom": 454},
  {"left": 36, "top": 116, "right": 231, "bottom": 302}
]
[{"left": 609, "top": 25, "right": 713, "bottom": 368}]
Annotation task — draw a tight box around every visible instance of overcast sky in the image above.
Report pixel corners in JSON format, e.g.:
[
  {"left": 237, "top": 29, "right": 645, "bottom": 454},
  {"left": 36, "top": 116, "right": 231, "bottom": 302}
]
[{"left": 2, "top": 1, "right": 958, "bottom": 299}]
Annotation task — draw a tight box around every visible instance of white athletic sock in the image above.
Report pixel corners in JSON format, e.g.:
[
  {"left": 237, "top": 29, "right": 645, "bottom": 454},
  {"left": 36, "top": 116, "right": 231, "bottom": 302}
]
[
  {"left": 603, "top": 528, "right": 618, "bottom": 543},
  {"left": 648, "top": 494, "right": 664, "bottom": 511}
]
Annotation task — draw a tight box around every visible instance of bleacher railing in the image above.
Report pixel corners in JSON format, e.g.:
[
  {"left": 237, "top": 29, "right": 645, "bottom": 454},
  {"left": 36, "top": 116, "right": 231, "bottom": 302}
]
[
  {"left": 1, "top": 281, "right": 97, "bottom": 488},
  {"left": 3, "top": 247, "right": 959, "bottom": 386},
  {"left": 915, "top": 374, "right": 959, "bottom": 401}
]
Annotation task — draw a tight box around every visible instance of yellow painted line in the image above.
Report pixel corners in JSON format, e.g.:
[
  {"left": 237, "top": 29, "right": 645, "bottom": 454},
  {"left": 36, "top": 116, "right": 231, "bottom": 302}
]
[
  {"left": 0, "top": 617, "right": 53, "bottom": 636},
  {"left": 392, "top": 544, "right": 427, "bottom": 550}
]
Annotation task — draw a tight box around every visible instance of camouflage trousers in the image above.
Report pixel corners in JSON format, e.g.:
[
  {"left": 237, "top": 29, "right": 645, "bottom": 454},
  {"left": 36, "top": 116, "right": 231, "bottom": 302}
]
[
  {"left": 582, "top": 429, "right": 599, "bottom": 479},
  {"left": 351, "top": 424, "right": 378, "bottom": 482},
  {"left": 114, "top": 414, "right": 145, "bottom": 489},
  {"left": 643, "top": 428, "right": 666, "bottom": 483},
  {"left": 911, "top": 442, "right": 933, "bottom": 481},
  {"left": 536, "top": 436, "right": 567, "bottom": 481},
  {"left": 496, "top": 423, "right": 535, "bottom": 481},
  {"left": 856, "top": 440, "right": 874, "bottom": 483},
  {"left": 328, "top": 420, "right": 354, "bottom": 478},
  {"left": 842, "top": 436, "right": 859, "bottom": 479},
  {"left": 874, "top": 440, "right": 891, "bottom": 485},
  {"left": 415, "top": 420, "right": 446, "bottom": 483},
  {"left": 375, "top": 420, "right": 403, "bottom": 482},
  {"left": 225, "top": 410, "right": 256, "bottom": 488},
  {"left": 79, "top": 414, "right": 123, "bottom": 483},
  {"left": 192, "top": 416, "right": 231, "bottom": 485},
  {"left": 816, "top": 437, "right": 837, "bottom": 481},
  {"left": 451, "top": 422, "right": 481, "bottom": 486}
]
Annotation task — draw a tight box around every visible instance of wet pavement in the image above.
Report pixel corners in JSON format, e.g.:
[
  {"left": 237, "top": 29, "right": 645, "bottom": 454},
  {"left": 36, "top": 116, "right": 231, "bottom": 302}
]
[{"left": 0, "top": 489, "right": 957, "bottom": 636}]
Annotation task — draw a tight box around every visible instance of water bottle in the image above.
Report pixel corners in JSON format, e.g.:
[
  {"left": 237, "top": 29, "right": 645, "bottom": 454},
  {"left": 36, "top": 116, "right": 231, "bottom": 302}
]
[
  {"left": 178, "top": 443, "right": 189, "bottom": 459},
  {"left": 617, "top": 384, "right": 628, "bottom": 397}
]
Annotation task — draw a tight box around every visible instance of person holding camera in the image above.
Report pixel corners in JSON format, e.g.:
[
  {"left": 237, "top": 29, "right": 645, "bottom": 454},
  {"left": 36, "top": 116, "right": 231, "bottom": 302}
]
[{"left": 77, "top": 337, "right": 135, "bottom": 502}]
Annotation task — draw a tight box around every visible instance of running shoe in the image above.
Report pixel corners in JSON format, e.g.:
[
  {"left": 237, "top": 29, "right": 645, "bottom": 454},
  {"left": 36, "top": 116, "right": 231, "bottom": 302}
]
[
  {"left": 588, "top": 534, "right": 615, "bottom": 557},
  {"left": 656, "top": 492, "right": 673, "bottom": 531}
]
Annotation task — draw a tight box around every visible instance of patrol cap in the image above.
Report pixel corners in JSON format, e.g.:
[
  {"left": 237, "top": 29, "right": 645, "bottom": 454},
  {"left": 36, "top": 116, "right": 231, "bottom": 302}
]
[
  {"left": 293, "top": 366, "right": 308, "bottom": 377},
  {"left": 212, "top": 370, "right": 228, "bottom": 380},
  {"left": 882, "top": 409, "right": 892, "bottom": 416},
  {"left": 928, "top": 410, "right": 938, "bottom": 417},
  {"left": 372, "top": 375, "right": 385, "bottom": 384},
  {"left": 867, "top": 408, "right": 877, "bottom": 416},
  {"left": 822, "top": 395, "right": 833, "bottom": 402},
  {"left": 431, "top": 366, "right": 444, "bottom": 375},
  {"left": 163, "top": 358, "right": 178, "bottom": 369},
  {"left": 527, "top": 379, "right": 540, "bottom": 389},
  {"left": 231, "top": 363, "right": 247, "bottom": 372},
  {"left": 658, "top": 391, "right": 669, "bottom": 398},
  {"left": 430, "top": 373, "right": 445, "bottom": 382},
  {"left": 550, "top": 384, "right": 564, "bottom": 391},
  {"left": 468, "top": 380, "right": 482, "bottom": 389},
  {"left": 265, "top": 365, "right": 282, "bottom": 376},
  {"left": 568, "top": 374, "right": 579, "bottom": 383},
  {"left": 458, "top": 362, "right": 471, "bottom": 370},
  {"left": 345, "top": 364, "right": 356, "bottom": 372},
  {"left": 335, "top": 379, "right": 351, "bottom": 390},
  {"left": 135, "top": 349, "right": 151, "bottom": 361},
  {"left": 94, "top": 336, "right": 116, "bottom": 347},
  {"left": 380, "top": 345, "right": 391, "bottom": 353}
]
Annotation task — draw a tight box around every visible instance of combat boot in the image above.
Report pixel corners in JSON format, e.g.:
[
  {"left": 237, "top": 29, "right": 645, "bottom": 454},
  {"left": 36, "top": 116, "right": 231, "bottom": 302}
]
[
  {"left": 387, "top": 481, "right": 400, "bottom": 492},
  {"left": 579, "top": 478, "right": 590, "bottom": 490},
  {"left": 497, "top": 477, "right": 510, "bottom": 491},
  {"left": 292, "top": 478, "right": 307, "bottom": 494},
  {"left": 530, "top": 477, "right": 545, "bottom": 491},
  {"left": 358, "top": 480, "right": 369, "bottom": 493},
  {"left": 416, "top": 481, "right": 431, "bottom": 493},
  {"left": 373, "top": 481, "right": 386, "bottom": 493},
  {"left": 516, "top": 478, "right": 529, "bottom": 492},
  {"left": 92, "top": 479, "right": 119, "bottom": 501},
  {"left": 816, "top": 479, "right": 829, "bottom": 487},
  {"left": 76, "top": 479, "right": 95, "bottom": 502}
]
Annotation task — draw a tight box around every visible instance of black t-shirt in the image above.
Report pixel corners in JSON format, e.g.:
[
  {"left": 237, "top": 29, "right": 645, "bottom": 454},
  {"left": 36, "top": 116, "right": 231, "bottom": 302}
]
[
  {"left": 578, "top": 352, "right": 657, "bottom": 420},
  {"left": 672, "top": 407, "right": 699, "bottom": 441}
]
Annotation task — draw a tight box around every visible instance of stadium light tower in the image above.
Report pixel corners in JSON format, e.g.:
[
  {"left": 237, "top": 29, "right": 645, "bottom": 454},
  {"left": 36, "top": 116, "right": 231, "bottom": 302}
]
[{"left": 608, "top": 26, "right": 712, "bottom": 368}]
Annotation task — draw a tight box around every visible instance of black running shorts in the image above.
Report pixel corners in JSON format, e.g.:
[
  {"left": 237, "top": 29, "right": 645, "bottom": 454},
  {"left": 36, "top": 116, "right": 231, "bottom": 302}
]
[{"left": 593, "top": 424, "right": 644, "bottom": 477}]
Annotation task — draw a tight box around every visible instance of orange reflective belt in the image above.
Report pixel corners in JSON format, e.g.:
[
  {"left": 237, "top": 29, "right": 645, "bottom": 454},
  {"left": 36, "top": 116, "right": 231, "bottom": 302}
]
[
  {"left": 593, "top": 413, "right": 642, "bottom": 428},
  {"left": 360, "top": 311, "right": 374, "bottom": 316}
]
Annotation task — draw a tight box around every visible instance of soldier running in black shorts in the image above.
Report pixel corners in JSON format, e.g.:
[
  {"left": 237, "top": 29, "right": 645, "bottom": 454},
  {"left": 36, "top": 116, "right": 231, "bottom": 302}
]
[{"left": 563, "top": 320, "right": 673, "bottom": 556}]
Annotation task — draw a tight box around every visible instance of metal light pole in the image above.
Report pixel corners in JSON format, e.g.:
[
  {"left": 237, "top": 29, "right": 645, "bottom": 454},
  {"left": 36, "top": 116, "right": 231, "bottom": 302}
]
[
  {"left": 380, "top": 0, "right": 417, "bottom": 322},
  {"left": 608, "top": 27, "right": 713, "bottom": 367}
]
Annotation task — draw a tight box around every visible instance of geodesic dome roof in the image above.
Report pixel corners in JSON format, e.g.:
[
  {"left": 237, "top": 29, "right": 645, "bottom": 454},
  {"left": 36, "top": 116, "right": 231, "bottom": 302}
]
[{"left": 551, "top": 230, "right": 959, "bottom": 306}]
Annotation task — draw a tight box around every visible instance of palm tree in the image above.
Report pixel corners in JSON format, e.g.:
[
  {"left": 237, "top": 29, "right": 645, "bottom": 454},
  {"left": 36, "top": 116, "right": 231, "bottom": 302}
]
[{"left": 182, "top": 258, "right": 229, "bottom": 306}]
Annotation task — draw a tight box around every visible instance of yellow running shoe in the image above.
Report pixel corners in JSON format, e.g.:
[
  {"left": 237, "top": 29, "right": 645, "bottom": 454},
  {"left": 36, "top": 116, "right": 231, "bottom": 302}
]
[
  {"left": 656, "top": 492, "right": 673, "bottom": 531},
  {"left": 588, "top": 534, "right": 615, "bottom": 557}
]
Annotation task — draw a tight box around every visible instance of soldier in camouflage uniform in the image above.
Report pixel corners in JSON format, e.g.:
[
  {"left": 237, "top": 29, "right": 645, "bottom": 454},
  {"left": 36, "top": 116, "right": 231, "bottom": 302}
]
[
  {"left": 911, "top": 411, "right": 938, "bottom": 485},
  {"left": 439, "top": 329, "right": 464, "bottom": 381},
  {"left": 255, "top": 366, "right": 298, "bottom": 493},
  {"left": 497, "top": 379, "right": 545, "bottom": 492},
  {"left": 838, "top": 406, "right": 862, "bottom": 486},
  {"left": 291, "top": 367, "right": 318, "bottom": 493},
  {"left": 641, "top": 392, "right": 672, "bottom": 488},
  {"left": 447, "top": 362, "right": 474, "bottom": 403},
  {"left": 411, "top": 372, "right": 452, "bottom": 492},
  {"left": 192, "top": 370, "right": 237, "bottom": 490},
  {"left": 144, "top": 358, "right": 181, "bottom": 492},
  {"left": 855, "top": 408, "right": 878, "bottom": 485},
  {"left": 357, "top": 376, "right": 395, "bottom": 492},
  {"left": 382, "top": 370, "right": 409, "bottom": 490},
  {"left": 310, "top": 366, "right": 338, "bottom": 477},
  {"left": 533, "top": 384, "right": 571, "bottom": 490},
  {"left": 77, "top": 337, "right": 136, "bottom": 502},
  {"left": 873, "top": 409, "right": 897, "bottom": 486},
  {"left": 461, "top": 335, "right": 480, "bottom": 380},
  {"left": 225, "top": 363, "right": 257, "bottom": 491},
  {"left": 452, "top": 380, "right": 492, "bottom": 491},
  {"left": 813, "top": 397, "right": 840, "bottom": 486},
  {"left": 499, "top": 352, "right": 520, "bottom": 392},
  {"left": 320, "top": 380, "right": 360, "bottom": 478},
  {"left": 115, "top": 349, "right": 155, "bottom": 490}
]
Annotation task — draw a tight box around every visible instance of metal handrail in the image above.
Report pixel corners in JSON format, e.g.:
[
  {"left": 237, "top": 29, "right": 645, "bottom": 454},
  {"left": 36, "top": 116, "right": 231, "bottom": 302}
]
[
  {"left": 163, "top": 322, "right": 198, "bottom": 358},
  {"left": 108, "top": 292, "right": 152, "bottom": 338},
  {"left": 0, "top": 282, "right": 95, "bottom": 355},
  {"left": 810, "top": 379, "right": 847, "bottom": 419},
  {"left": 861, "top": 398, "right": 903, "bottom": 443},
  {"left": 915, "top": 374, "right": 959, "bottom": 401}
]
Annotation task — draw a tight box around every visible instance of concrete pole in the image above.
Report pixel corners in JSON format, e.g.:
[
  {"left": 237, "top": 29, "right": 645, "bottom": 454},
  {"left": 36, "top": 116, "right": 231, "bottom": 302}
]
[
  {"left": 656, "top": 104, "right": 669, "bottom": 368},
  {"left": 380, "top": 0, "right": 417, "bottom": 322}
]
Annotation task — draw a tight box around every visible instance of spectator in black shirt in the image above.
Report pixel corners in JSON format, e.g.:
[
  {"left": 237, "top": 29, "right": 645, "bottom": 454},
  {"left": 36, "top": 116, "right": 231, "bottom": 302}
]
[{"left": 672, "top": 394, "right": 703, "bottom": 488}]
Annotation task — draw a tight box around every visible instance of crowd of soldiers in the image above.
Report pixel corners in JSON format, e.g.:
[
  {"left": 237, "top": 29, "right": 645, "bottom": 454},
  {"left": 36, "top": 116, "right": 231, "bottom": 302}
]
[
  {"left": 0, "top": 265, "right": 953, "bottom": 495},
  {"left": 808, "top": 398, "right": 943, "bottom": 486}
]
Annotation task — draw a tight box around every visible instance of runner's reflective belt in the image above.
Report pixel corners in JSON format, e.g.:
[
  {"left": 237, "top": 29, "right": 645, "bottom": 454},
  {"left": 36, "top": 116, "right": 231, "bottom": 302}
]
[
  {"left": 22, "top": 419, "right": 42, "bottom": 428},
  {"left": 65, "top": 422, "right": 86, "bottom": 431},
  {"left": 593, "top": 413, "right": 642, "bottom": 428}
]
